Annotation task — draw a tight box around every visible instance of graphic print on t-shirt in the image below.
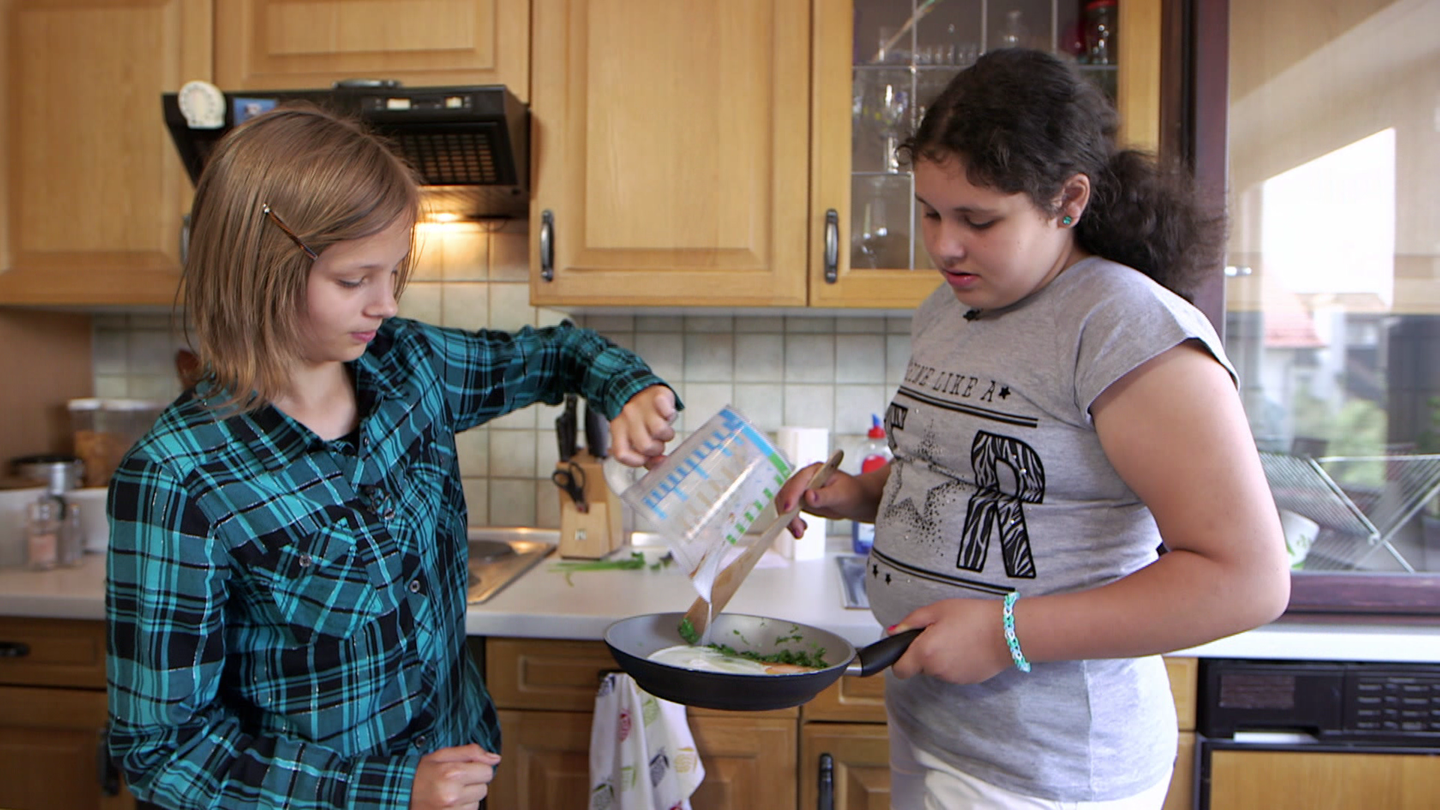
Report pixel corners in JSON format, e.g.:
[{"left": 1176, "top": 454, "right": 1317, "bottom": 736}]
[{"left": 880, "top": 359, "right": 1045, "bottom": 585}]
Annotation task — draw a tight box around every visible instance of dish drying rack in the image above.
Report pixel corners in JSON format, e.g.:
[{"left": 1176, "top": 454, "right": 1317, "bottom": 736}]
[{"left": 1260, "top": 451, "right": 1440, "bottom": 573}]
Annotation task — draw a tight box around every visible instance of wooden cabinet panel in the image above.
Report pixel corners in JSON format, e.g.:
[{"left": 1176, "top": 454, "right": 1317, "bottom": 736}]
[
  {"left": 489, "top": 709, "right": 592, "bottom": 809},
  {"left": 1208, "top": 749, "right": 1440, "bottom": 809},
  {"left": 801, "top": 722, "right": 890, "bottom": 810},
  {"left": 491, "top": 709, "right": 798, "bottom": 810},
  {"left": 528, "top": 0, "right": 810, "bottom": 307},
  {"left": 0, "top": 0, "right": 205, "bottom": 305},
  {"left": 1164, "top": 731, "right": 1194, "bottom": 810},
  {"left": 801, "top": 672, "right": 887, "bottom": 723},
  {"left": 0, "top": 686, "right": 134, "bottom": 810},
  {"left": 214, "top": 0, "right": 530, "bottom": 97},
  {"left": 0, "top": 617, "right": 108, "bottom": 689},
  {"left": 1166, "top": 656, "right": 1198, "bottom": 732}
]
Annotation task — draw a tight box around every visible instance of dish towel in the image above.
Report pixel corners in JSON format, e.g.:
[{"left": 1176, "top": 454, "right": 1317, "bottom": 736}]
[{"left": 589, "top": 673, "right": 705, "bottom": 810}]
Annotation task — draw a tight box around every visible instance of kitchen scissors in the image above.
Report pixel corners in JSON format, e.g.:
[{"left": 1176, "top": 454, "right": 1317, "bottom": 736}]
[{"left": 551, "top": 461, "right": 588, "bottom": 513}]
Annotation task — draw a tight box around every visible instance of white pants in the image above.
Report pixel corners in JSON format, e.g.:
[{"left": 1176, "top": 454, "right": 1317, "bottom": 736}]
[{"left": 888, "top": 717, "right": 1173, "bottom": 810}]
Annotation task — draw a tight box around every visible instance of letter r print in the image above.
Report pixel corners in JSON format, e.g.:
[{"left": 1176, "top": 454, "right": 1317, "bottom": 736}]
[{"left": 956, "top": 431, "right": 1042, "bottom": 578}]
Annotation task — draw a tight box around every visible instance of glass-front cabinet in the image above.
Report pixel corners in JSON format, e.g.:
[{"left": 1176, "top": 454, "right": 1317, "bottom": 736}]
[{"left": 811, "top": 0, "right": 1161, "bottom": 308}]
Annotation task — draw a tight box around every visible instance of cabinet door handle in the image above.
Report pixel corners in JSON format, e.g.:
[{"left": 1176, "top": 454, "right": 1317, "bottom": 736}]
[
  {"left": 817, "top": 752, "right": 834, "bottom": 810},
  {"left": 539, "top": 209, "right": 555, "bottom": 281},
  {"left": 0, "top": 641, "right": 30, "bottom": 658},
  {"left": 823, "top": 209, "right": 839, "bottom": 283}
]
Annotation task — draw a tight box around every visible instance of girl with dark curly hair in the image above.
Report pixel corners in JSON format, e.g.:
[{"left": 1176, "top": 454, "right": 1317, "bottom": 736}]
[{"left": 777, "top": 48, "right": 1289, "bottom": 808}]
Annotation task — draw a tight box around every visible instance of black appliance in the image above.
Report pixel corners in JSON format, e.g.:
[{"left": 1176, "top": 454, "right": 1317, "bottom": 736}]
[
  {"left": 1196, "top": 657, "right": 1440, "bottom": 808},
  {"left": 162, "top": 83, "right": 529, "bottom": 219}
]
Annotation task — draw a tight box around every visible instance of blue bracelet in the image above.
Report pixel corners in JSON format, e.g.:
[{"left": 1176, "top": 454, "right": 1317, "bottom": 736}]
[{"left": 1002, "top": 591, "right": 1031, "bottom": 673}]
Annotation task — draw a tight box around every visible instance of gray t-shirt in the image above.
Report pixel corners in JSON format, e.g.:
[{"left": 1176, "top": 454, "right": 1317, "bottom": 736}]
[{"left": 869, "top": 257, "right": 1234, "bottom": 801}]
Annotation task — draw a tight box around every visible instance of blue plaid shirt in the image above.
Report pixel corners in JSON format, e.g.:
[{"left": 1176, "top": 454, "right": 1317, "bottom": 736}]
[{"left": 106, "top": 318, "right": 670, "bottom": 809}]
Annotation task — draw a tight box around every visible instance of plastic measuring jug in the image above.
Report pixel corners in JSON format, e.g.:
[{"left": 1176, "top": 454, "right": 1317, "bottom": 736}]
[{"left": 603, "top": 406, "right": 794, "bottom": 601}]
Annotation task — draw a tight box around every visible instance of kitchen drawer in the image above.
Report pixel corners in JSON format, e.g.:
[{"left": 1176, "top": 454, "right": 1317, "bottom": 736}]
[
  {"left": 0, "top": 617, "right": 107, "bottom": 689},
  {"left": 800, "top": 673, "right": 888, "bottom": 723},
  {"left": 485, "top": 637, "right": 798, "bottom": 718},
  {"left": 1166, "top": 656, "right": 1198, "bottom": 732}
]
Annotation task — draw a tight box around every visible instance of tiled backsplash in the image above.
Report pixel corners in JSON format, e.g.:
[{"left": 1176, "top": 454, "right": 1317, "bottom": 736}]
[{"left": 92, "top": 222, "right": 916, "bottom": 533}]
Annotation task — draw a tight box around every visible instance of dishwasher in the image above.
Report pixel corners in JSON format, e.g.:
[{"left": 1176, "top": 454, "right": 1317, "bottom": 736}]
[{"left": 1195, "top": 657, "right": 1440, "bottom": 808}]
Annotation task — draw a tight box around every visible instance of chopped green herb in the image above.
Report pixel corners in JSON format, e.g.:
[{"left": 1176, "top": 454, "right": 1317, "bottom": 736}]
[
  {"left": 678, "top": 616, "right": 699, "bottom": 645},
  {"left": 707, "top": 642, "right": 830, "bottom": 670},
  {"left": 550, "top": 551, "right": 648, "bottom": 585}
]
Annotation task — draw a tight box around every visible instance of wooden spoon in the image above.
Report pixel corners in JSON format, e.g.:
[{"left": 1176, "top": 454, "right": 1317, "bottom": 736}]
[{"left": 681, "top": 450, "right": 844, "bottom": 643}]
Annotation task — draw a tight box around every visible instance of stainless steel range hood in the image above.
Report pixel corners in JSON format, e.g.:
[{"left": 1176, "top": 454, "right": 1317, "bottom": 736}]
[{"left": 162, "top": 83, "right": 529, "bottom": 219}]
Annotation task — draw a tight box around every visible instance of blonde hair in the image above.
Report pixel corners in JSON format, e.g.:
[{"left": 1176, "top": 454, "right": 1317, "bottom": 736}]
[{"left": 181, "top": 104, "right": 421, "bottom": 412}]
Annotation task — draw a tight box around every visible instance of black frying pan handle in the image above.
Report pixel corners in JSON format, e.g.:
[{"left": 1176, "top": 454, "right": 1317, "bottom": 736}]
[{"left": 847, "top": 628, "right": 921, "bottom": 677}]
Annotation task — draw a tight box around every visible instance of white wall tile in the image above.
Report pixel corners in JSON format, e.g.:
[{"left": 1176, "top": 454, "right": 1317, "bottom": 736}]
[
  {"left": 488, "top": 283, "right": 535, "bottom": 332},
  {"left": 128, "top": 331, "right": 180, "bottom": 377},
  {"left": 732, "top": 384, "right": 784, "bottom": 432},
  {"left": 441, "top": 283, "right": 489, "bottom": 329},
  {"left": 489, "top": 406, "right": 536, "bottom": 429},
  {"left": 676, "top": 383, "right": 733, "bottom": 432},
  {"left": 682, "top": 333, "right": 734, "bottom": 382},
  {"left": 835, "top": 384, "right": 891, "bottom": 436},
  {"left": 734, "top": 334, "right": 784, "bottom": 382},
  {"left": 410, "top": 229, "right": 446, "bottom": 281},
  {"left": 784, "top": 334, "right": 835, "bottom": 383},
  {"left": 835, "top": 317, "right": 886, "bottom": 334},
  {"left": 835, "top": 334, "right": 886, "bottom": 384},
  {"left": 444, "top": 227, "right": 488, "bottom": 282},
  {"left": 95, "top": 375, "right": 129, "bottom": 399},
  {"left": 782, "top": 384, "right": 835, "bottom": 429},
  {"left": 455, "top": 427, "right": 489, "bottom": 477},
  {"left": 683, "top": 316, "right": 733, "bottom": 333},
  {"left": 583, "top": 315, "right": 636, "bottom": 333},
  {"left": 489, "top": 478, "right": 536, "bottom": 527},
  {"left": 534, "top": 479, "right": 562, "bottom": 529},
  {"left": 735, "top": 316, "right": 784, "bottom": 333},
  {"left": 636, "top": 316, "right": 683, "bottom": 332},
  {"left": 489, "top": 429, "right": 537, "bottom": 478},
  {"left": 462, "top": 478, "right": 490, "bottom": 526},
  {"left": 398, "top": 282, "right": 443, "bottom": 325},
  {"left": 633, "top": 332, "right": 684, "bottom": 384},
  {"left": 488, "top": 229, "right": 529, "bottom": 282},
  {"left": 93, "top": 330, "right": 129, "bottom": 376},
  {"left": 785, "top": 316, "right": 836, "bottom": 333},
  {"left": 886, "top": 334, "right": 913, "bottom": 386}
]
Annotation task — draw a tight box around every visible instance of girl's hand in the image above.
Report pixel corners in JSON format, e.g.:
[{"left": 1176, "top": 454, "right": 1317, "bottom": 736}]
[
  {"left": 774, "top": 464, "right": 863, "bottom": 538},
  {"left": 887, "top": 598, "right": 1014, "bottom": 685},
  {"left": 608, "top": 385, "right": 679, "bottom": 467},
  {"left": 409, "top": 744, "right": 501, "bottom": 810}
]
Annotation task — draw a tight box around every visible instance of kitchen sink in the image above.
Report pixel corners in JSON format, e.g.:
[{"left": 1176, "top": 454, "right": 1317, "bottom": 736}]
[{"left": 465, "top": 527, "right": 557, "bottom": 604}]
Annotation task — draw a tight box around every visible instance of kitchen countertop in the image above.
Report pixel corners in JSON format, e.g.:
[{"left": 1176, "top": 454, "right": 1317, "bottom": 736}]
[{"left": 5, "top": 544, "right": 1440, "bottom": 663}]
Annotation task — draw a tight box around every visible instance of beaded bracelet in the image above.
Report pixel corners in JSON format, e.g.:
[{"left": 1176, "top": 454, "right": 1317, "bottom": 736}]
[{"left": 1002, "top": 591, "right": 1031, "bottom": 673}]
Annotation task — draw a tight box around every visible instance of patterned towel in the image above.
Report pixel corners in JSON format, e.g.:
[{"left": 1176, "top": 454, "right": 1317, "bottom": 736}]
[{"left": 589, "top": 673, "right": 705, "bottom": 810}]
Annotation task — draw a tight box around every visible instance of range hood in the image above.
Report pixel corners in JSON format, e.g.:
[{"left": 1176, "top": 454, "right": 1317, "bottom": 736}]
[{"left": 162, "top": 83, "right": 529, "bottom": 219}]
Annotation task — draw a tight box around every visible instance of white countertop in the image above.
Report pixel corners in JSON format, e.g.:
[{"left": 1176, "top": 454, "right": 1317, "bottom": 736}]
[{"left": 5, "top": 545, "right": 1440, "bottom": 663}]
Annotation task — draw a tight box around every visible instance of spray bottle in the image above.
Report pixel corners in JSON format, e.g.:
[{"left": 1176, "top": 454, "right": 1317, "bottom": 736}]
[{"left": 851, "top": 414, "right": 892, "bottom": 555}]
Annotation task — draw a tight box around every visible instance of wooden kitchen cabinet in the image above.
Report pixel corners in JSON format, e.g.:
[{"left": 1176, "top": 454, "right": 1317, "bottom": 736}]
[
  {"left": 213, "top": 0, "right": 530, "bottom": 99},
  {"left": 1206, "top": 749, "right": 1440, "bottom": 809},
  {"left": 485, "top": 637, "right": 800, "bottom": 809},
  {"left": 0, "top": 0, "right": 208, "bottom": 306},
  {"left": 0, "top": 617, "right": 135, "bottom": 810},
  {"left": 527, "top": 0, "right": 811, "bottom": 307},
  {"left": 529, "top": 0, "right": 1162, "bottom": 310}
]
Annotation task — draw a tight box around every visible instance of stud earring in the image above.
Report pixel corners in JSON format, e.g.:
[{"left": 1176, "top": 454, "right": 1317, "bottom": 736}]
[{"left": 1061, "top": 215, "right": 1074, "bottom": 226}]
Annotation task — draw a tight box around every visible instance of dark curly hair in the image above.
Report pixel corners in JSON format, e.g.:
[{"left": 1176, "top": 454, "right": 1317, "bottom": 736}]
[{"left": 898, "top": 48, "right": 1225, "bottom": 301}]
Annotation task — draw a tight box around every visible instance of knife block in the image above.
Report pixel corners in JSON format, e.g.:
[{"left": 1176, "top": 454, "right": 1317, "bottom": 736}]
[{"left": 556, "top": 452, "right": 624, "bottom": 559}]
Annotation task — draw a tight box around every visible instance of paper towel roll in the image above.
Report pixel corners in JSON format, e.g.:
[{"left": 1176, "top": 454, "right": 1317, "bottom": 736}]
[{"left": 776, "top": 426, "right": 830, "bottom": 560}]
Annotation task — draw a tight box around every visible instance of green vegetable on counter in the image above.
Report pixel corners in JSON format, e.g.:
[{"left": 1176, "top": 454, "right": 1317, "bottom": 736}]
[{"left": 550, "top": 551, "right": 673, "bottom": 585}]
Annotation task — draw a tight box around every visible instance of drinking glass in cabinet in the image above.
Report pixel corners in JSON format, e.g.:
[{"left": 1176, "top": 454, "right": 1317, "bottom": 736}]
[
  {"left": 851, "top": 175, "right": 913, "bottom": 270},
  {"left": 852, "top": 68, "right": 912, "bottom": 174}
]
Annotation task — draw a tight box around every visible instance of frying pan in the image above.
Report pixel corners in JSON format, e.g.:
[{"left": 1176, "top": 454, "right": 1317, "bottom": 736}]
[{"left": 604, "top": 611, "right": 919, "bottom": 711}]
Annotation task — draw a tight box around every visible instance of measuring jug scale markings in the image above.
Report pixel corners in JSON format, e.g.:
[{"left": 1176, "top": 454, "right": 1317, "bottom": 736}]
[{"left": 615, "top": 407, "right": 795, "bottom": 598}]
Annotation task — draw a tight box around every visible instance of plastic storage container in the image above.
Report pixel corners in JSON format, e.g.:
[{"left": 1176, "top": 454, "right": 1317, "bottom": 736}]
[
  {"left": 851, "top": 414, "right": 893, "bottom": 555},
  {"left": 68, "top": 398, "right": 164, "bottom": 488}
]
